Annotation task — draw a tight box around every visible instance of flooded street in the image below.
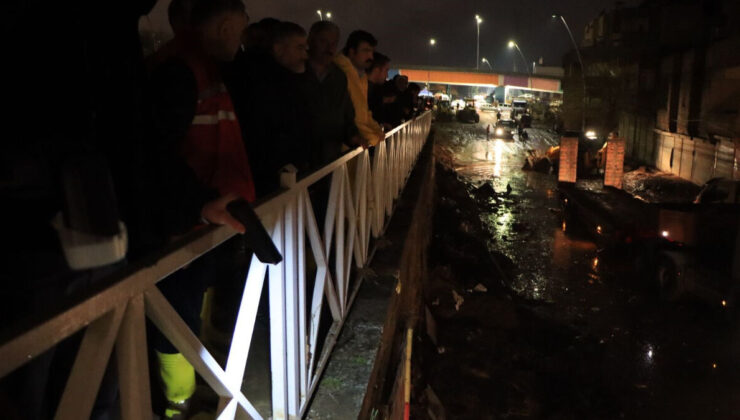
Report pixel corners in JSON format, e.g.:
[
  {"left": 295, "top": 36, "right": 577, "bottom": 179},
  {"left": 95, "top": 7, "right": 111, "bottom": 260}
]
[{"left": 420, "top": 113, "right": 740, "bottom": 419}]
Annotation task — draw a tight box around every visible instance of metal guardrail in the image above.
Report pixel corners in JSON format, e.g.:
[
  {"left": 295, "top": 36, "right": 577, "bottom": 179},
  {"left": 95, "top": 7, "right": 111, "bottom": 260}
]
[{"left": 0, "top": 111, "right": 432, "bottom": 420}]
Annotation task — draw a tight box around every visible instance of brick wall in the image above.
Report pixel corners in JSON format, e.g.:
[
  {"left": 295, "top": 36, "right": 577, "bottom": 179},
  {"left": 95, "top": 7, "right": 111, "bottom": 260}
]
[
  {"left": 604, "top": 138, "right": 625, "bottom": 189},
  {"left": 558, "top": 137, "right": 579, "bottom": 183}
]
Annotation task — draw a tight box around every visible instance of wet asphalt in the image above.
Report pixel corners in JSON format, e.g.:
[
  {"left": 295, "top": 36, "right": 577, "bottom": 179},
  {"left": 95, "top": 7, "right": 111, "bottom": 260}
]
[{"left": 426, "top": 112, "right": 740, "bottom": 419}]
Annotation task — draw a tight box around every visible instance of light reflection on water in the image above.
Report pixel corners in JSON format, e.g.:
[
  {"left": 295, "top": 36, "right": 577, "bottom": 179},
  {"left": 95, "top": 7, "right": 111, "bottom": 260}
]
[{"left": 454, "top": 138, "right": 512, "bottom": 181}]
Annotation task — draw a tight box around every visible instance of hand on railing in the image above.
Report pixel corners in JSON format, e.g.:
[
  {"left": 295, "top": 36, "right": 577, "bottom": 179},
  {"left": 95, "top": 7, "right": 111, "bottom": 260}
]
[
  {"left": 201, "top": 193, "right": 246, "bottom": 233},
  {"left": 350, "top": 134, "right": 370, "bottom": 149}
]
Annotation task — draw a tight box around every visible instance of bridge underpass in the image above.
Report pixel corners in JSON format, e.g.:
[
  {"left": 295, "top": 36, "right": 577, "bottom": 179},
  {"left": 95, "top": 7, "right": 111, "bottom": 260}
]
[{"left": 391, "top": 65, "right": 563, "bottom": 103}]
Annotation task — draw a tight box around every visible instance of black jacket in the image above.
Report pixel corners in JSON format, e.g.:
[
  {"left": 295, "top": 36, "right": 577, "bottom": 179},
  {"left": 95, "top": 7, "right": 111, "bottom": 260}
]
[{"left": 225, "top": 50, "right": 310, "bottom": 198}]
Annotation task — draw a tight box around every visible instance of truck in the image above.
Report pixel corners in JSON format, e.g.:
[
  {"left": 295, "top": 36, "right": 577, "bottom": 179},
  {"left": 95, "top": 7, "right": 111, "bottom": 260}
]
[{"left": 560, "top": 178, "right": 740, "bottom": 311}]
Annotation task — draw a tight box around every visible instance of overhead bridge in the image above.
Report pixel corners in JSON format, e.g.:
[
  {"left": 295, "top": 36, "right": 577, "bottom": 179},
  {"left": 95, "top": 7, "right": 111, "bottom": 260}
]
[{"left": 395, "top": 64, "right": 563, "bottom": 95}]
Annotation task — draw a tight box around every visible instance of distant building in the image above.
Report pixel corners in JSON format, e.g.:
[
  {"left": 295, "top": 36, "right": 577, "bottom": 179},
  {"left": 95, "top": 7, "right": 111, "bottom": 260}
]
[
  {"left": 533, "top": 66, "right": 565, "bottom": 78},
  {"left": 561, "top": 0, "right": 740, "bottom": 183}
]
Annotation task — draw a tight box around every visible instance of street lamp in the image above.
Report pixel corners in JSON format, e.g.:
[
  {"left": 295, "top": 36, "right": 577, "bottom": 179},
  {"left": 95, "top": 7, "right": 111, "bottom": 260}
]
[
  {"left": 507, "top": 40, "right": 531, "bottom": 76},
  {"left": 553, "top": 13, "right": 586, "bottom": 131},
  {"left": 325, "top": 11, "right": 332, "bottom": 20},
  {"left": 475, "top": 14, "right": 483, "bottom": 69},
  {"left": 316, "top": 9, "right": 323, "bottom": 21},
  {"left": 481, "top": 57, "right": 493, "bottom": 71}
]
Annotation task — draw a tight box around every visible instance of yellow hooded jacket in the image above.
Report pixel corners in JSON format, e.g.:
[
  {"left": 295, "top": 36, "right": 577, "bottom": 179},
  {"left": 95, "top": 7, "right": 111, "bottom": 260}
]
[{"left": 334, "top": 54, "right": 383, "bottom": 147}]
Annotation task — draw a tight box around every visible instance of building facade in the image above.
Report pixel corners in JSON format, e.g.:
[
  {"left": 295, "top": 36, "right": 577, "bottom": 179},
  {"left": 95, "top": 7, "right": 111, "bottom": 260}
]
[{"left": 562, "top": 0, "right": 740, "bottom": 183}]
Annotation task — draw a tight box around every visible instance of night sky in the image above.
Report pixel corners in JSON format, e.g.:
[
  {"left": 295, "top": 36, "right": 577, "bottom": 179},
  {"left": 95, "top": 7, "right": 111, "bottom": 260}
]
[{"left": 144, "top": 0, "right": 640, "bottom": 70}]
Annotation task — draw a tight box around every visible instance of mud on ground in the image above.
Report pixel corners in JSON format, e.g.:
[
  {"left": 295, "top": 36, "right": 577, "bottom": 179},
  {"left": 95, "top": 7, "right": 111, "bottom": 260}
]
[{"left": 411, "top": 162, "right": 617, "bottom": 420}]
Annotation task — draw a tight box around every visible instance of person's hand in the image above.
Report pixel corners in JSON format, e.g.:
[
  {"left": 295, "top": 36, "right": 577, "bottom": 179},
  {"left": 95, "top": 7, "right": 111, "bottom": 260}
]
[
  {"left": 350, "top": 134, "right": 369, "bottom": 149},
  {"left": 201, "top": 193, "right": 246, "bottom": 233}
]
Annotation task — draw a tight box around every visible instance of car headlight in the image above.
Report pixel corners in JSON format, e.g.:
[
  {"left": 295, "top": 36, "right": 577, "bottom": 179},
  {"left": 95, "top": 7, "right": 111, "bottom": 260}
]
[{"left": 496, "top": 128, "right": 504, "bottom": 135}]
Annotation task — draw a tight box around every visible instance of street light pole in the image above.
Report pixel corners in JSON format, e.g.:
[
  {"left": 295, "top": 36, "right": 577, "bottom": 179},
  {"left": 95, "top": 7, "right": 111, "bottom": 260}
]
[
  {"left": 475, "top": 15, "right": 483, "bottom": 69},
  {"left": 428, "top": 38, "right": 436, "bottom": 65},
  {"left": 553, "top": 14, "right": 586, "bottom": 131},
  {"left": 508, "top": 41, "right": 531, "bottom": 76},
  {"left": 316, "top": 9, "right": 323, "bottom": 21},
  {"left": 481, "top": 57, "right": 493, "bottom": 71},
  {"left": 428, "top": 38, "right": 436, "bottom": 87}
]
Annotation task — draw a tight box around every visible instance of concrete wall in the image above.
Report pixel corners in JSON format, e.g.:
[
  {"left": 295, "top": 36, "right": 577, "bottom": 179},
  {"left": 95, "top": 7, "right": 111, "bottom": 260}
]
[
  {"left": 652, "top": 130, "right": 740, "bottom": 184},
  {"left": 620, "top": 111, "right": 655, "bottom": 163},
  {"left": 358, "top": 135, "right": 436, "bottom": 419}
]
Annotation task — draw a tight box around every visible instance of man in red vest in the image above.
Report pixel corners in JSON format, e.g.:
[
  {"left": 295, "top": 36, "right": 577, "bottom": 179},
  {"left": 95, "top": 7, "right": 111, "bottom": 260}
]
[{"left": 148, "top": 0, "right": 251, "bottom": 417}]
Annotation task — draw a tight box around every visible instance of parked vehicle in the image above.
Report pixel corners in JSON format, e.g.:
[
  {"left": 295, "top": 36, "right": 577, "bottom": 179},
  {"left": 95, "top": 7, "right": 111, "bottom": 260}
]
[
  {"left": 456, "top": 98, "right": 480, "bottom": 123},
  {"left": 512, "top": 99, "right": 528, "bottom": 117},
  {"left": 479, "top": 102, "right": 496, "bottom": 112},
  {"left": 694, "top": 178, "right": 740, "bottom": 204}
]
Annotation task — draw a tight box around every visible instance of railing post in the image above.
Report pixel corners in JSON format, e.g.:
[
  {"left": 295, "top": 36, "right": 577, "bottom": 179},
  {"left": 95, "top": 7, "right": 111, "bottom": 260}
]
[
  {"left": 116, "top": 294, "right": 152, "bottom": 420},
  {"left": 268, "top": 215, "right": 289, "bottom": 420}
]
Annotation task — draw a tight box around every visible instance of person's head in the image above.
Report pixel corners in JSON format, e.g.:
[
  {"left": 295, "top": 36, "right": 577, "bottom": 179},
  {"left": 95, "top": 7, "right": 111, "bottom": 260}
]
[
  {"left": 368, "top": 52, "right": 390, "bottom": 84},
  {"left": 272, "top": 22, "right": 308, "bottom": 73},
  {"left": 381, "top": 83, "right": 397, "bottom": 104},
  {"left": 190, "top": 0, "right": 248, "bottom": 61},
  {"left": 243, "top": 17, "right": 281, "bottom": 51},
  {"left": 393, "top": 74, "right": 408, "bottom": 92},
  {"left": 308, "top": 21, "right": 340, "bottom": 66},
  {"left": 342, "top": 30, "right": 377, "bottom": 71},
  {"left": 168, "top": 0, "right": 195, "bottom": 36},
  {"left": 407, "top": 82, "right": 421, "bottom": 95}
]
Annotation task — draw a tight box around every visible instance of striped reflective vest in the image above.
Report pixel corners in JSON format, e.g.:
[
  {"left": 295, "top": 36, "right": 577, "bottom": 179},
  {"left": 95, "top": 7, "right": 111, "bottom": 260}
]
[{"left": 180, "top": 51, "right": 256, "bottom": 203}]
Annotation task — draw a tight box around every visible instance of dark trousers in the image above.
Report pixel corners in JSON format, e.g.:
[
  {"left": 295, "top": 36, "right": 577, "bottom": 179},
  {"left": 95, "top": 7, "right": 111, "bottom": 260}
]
[{"left": 151, "top": 237, "right": 244, "bottom": 354}]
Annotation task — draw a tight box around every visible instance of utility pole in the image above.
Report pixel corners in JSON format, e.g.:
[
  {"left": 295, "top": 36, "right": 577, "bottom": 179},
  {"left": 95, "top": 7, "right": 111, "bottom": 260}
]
[
  {"left": 475, "top": 15, "right": 483, "bottom": 69},
  {"left": 553, "top": 14, "right": 586, "bottom": 131}
]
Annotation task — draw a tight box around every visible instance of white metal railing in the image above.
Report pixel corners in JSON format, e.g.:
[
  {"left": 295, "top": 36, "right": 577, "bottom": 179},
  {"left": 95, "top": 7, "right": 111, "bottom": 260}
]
[{"left": 0, "top": 111, "right": 432, "bottom": 420}]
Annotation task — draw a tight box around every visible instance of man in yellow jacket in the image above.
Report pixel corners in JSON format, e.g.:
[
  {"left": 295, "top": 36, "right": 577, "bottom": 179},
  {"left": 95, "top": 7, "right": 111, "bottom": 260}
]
[{"left": 334, "top": 30, "right": 384, "bottom": 148}]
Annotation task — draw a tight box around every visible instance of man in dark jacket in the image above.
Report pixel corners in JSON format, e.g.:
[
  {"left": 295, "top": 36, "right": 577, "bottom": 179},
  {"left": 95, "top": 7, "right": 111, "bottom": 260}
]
[
  {"left": 299, "top": 21, "right": 360, "bottom": 169},
  {"left": 224, "top": 21, "right": 310, "bottom": 198},
  {"left": 367, "top": 52, "right": 392, "bottom": 129}
]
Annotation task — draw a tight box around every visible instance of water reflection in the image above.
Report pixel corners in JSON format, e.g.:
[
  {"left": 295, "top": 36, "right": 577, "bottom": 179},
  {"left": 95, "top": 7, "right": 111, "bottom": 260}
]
[{"left": 494, "top": 139, "right": 503, "bottom": 177}]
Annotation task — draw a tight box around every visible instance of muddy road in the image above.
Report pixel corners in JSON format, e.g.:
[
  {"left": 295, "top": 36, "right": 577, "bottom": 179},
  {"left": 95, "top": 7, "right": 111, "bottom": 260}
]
[{"left": 417, "top": 113, "right": 740, "bottom": 419}]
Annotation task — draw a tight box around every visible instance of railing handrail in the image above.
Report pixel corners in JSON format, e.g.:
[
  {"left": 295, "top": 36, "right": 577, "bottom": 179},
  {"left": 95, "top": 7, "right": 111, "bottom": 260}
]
[{"left": 0, "top": 111, "right": 433, "bottom": 420}]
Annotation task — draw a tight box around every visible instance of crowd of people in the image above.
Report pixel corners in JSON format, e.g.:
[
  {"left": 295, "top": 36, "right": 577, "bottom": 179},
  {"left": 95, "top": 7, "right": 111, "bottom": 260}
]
[{"left": 2, "top": 0, "right": 423, "bottom": 419}]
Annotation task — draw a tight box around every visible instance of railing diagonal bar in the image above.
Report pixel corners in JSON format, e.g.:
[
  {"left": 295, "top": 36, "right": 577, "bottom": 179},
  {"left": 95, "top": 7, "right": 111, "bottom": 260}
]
[
  {"left": 217, "top": 254, "right": 267, "bottom": 415},
  {"left": 55, "top": 303, "right": 126, "bottom": 420},
  {"left": 143, "top": 288, "right": 261, "bottom": 419}
]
